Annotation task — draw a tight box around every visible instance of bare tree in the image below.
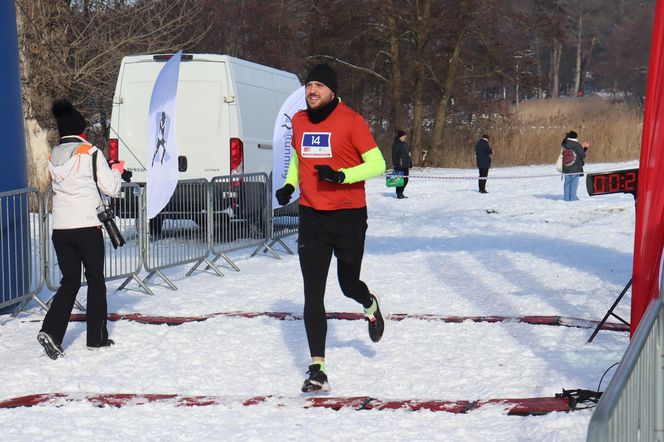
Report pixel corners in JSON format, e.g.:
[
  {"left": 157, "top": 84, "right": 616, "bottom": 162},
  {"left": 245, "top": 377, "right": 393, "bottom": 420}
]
[
  {"left": 550, "top": 39, "right": 563, "bottom": 97},
  {"left": 13, "top": 0, "right": 654, "bottom": 176},
  {"left": 573, "top": 0, "right": 583, "bottom": 95},
  {"left": 192, "top": 0, "right": 308, "bottom": 74},
  {"left": 594, "top": 1, "right": 654, "bottom": 105},
  {"left": 385, "top": 0, "right": 407, "bottom": 132},
  {"left": 16, "top": 0, "right": 209, "bottom": 192},
  {"left": 16, "top": 0, "right": 70, "bottom": 193},
  {"left": 407, "top": 0, "right": 433, "bottom": 165}
]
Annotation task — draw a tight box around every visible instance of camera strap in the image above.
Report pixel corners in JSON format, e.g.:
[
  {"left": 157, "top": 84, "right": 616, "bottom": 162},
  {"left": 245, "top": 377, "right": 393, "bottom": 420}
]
[
  {"left": 90, "top": 150, "right": 126, "bottom": 249},
  {"left": 91, "top": 150, "right": 109, "bottom": 209}
]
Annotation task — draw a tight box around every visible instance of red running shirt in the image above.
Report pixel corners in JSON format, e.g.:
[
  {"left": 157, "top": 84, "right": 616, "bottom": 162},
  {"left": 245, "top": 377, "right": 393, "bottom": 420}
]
[{"left": 292, "top": 102, "right": 377, "bottom": 210}]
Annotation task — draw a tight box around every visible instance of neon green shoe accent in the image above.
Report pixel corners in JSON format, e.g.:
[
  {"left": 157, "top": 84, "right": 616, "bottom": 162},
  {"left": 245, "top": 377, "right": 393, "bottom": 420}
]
[
  {"left": 312, "top": 360, "right": 326, "bottom": 373},
  {"left": 364, "top": 299, "right": 377, "bottom": 317}
]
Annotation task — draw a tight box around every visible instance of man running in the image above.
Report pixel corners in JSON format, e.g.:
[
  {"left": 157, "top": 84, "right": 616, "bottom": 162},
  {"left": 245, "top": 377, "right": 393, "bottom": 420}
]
[{"left": 275, "top": 64, "right": 386, "bottom": 392}]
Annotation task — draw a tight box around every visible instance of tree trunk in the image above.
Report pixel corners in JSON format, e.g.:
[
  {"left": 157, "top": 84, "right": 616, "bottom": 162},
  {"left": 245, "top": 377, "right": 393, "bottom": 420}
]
[
  {"left": 574, "top": 0, "right": 583, "bottom": 96},
  {"left": 430, "top": 27, "right": 465, "bottom": 161},
  {"left": 16, "top": 1, "right": 53, "bottom": 194},
  {"left": 549, "top": 39, "right": 562, "bottom": 98},
  {"left": 386, "top": 0, "right": 405, "bottom": 133},
  {"left": 409, "top": 0, "right": 431, "bottom": 167},
  {"left": 533, "top": 38, "right": 545, "bottom": 99},
  {"left": 411, "top": 59, "right": 426, "bottom": 166}
]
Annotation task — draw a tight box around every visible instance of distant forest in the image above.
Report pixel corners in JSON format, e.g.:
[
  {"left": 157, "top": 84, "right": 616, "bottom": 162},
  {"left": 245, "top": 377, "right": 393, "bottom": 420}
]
[{"left": 16, "top": 0, "right": 654, "bottom": 168}]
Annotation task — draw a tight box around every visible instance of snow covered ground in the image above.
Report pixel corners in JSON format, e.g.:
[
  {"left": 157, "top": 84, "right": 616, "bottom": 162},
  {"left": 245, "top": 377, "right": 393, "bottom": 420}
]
[{"left": 0, "top": 162, "right": 638, "bottom": 441}]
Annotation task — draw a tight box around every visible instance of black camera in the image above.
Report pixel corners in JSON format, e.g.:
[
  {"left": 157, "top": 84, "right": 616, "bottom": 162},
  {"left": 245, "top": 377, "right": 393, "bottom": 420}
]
[{"left": 97, "top": 207, "right": 126, "bottom": 249}]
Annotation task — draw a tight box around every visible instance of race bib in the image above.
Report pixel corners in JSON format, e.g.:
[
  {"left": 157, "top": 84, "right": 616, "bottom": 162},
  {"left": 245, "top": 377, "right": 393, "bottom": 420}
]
[{"left": 301, "top": 132, "right": 332, "bottom": 158}]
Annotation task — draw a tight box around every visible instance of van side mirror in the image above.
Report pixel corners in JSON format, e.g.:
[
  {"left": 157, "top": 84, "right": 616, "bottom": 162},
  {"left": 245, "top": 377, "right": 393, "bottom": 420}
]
[{"left": 178, "top": 156, "right": 188, "bottom": 172}]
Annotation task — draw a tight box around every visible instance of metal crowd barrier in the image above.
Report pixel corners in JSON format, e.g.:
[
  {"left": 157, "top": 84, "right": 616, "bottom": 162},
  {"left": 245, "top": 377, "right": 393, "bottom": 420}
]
[
  {"left": 208, "top": 172, "right": 276, "bottom": 270},
  {"left": 587, "top": 297, "right": 664, "bottom": 442},
  {"left": 0, "top": 188, "right": 44, "bottom": 314},
  {"left": 269, "top": 199, "right": 299, "bottom": 255},
  {"left": 267, "top": 172, "right": 298, "bottom": 255},
  {"left": 142, "top": 179, "right": 223, "bottom": 290},
  {"left": 110, "top": 183, "right": 151, "bottom": 294},
  {"left": 2, "top": 173, "right": 296, "bottom": 310},
  {"left": 44, "top": 183, "right": 147, "bottom": 296}
]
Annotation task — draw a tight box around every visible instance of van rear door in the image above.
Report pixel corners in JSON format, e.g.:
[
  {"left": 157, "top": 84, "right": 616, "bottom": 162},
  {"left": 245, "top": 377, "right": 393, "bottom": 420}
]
[
  {"left": 229, "top": 58, "right": 301, "bottom": 174},
  {"left": 114, "top": 56, "right": 231, "bottom": 182}
]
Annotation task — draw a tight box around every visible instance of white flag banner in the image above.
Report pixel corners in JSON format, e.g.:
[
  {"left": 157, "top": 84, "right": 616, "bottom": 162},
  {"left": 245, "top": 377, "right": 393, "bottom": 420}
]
[
  {"left": 272, "top": 86, "right": 306, "bottom": 209},
  {"left": 147, "top": 50, "right": 182, "bottom": 220}
]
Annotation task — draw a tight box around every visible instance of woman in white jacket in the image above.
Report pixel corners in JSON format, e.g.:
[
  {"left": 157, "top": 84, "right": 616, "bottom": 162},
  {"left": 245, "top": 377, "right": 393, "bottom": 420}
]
[{"left": 38, "top": 99, "right": 126, "bottom": 360}]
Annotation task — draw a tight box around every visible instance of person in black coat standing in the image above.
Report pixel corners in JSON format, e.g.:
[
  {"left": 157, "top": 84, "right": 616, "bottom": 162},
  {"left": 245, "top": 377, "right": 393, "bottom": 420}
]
[
  {"left": 391, "top": 130, "right": 412, "bottom": 199},
  {"left": 561, "top": 130, "right": 589, "bottom": 201},
  {"left": 475, "top": 134, "right": 493, "bottom": 193}
]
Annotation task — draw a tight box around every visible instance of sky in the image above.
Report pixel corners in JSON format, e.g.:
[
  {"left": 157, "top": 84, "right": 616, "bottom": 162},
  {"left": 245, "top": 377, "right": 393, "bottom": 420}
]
[{"left": 0, "top": 161, "right": 638, "bottom": 441}]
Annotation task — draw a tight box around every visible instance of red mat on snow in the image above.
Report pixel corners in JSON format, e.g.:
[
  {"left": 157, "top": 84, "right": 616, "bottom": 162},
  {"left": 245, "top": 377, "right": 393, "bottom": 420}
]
[
  {"left": 0, "top": 392, "right": 573, "bottom": 415},
  {"left": 68, "top": 311, "right": 629, "bottom": 332}
]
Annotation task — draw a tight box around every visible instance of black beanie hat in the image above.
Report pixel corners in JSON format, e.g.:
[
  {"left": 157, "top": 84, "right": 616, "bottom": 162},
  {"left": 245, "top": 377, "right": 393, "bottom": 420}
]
[
  {"left": 397, "top": 130, "right": 406, "bottom": 138},
  {"left": 51, "top": 99, "right": 87, "bottom": 138},
  {"left": 305, "top": 64, "right": 338, "bottom": 95},
  {"left": 567, "top": 130, "right": 578, "bottom": 139}
]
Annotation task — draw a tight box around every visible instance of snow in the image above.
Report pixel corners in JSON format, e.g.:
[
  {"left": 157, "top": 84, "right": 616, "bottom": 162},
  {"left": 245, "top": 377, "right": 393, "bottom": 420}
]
[{"left": 0, "top": 162, "right": 637, "bottom": 441}]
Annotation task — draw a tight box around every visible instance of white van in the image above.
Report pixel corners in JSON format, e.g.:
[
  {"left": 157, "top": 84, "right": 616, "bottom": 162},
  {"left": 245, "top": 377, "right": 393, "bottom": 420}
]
[
  {"left": 108, "top": 54, "right": 301, "bottom": 233},
  {"left": 109, "top": 53, "right": 301, "bottom": 180}
]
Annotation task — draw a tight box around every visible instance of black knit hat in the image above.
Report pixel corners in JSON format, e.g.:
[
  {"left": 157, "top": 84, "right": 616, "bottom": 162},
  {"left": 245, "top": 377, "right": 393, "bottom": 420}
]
[
  {"left": 51, "top": 99, "right": 87, "bottom": 138},
  {"left": 305, "top": 64, "right": 338, "bottom": 95},
  {"left": 567, "top": 130, "right": 578, "bottom": 139},
  {"left": 397, "top": 130, "right": 406, "bottom": 138}
]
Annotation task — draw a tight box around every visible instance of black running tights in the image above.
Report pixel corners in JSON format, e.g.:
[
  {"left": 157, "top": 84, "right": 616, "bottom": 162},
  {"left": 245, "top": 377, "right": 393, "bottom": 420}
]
[{"left": 298, "top": 206, "right": 373, "bottom": 358}]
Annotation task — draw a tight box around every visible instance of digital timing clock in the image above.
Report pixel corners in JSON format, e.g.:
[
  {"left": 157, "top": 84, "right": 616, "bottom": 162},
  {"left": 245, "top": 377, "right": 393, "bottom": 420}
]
[{"left": 585, "top": 168, "right": 639, "bottom": 197}]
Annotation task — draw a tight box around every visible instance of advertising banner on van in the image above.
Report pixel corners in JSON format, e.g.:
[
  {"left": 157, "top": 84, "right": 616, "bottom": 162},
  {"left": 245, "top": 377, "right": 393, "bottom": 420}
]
[
  {"left": 147, "top": 50, "right": 182, "bottom": 219},
  {"left": 272, "top": 86, "right": 305, "bottom": 209}
]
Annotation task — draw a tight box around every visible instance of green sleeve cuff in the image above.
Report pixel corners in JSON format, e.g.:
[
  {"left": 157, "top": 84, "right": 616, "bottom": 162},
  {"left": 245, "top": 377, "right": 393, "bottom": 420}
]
[
  {"left": 339, "top": 147, "right": 386, "bottom": 184},
  {"left": 284, "top": 153, "right": 299, "bottom": 188}
]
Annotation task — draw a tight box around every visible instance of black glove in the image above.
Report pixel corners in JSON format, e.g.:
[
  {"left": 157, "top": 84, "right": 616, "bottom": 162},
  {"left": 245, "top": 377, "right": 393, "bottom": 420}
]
[
  {"left": 121, "top": 170, "right": 133, "bottom": 183},
  {"left": 314, "top": 165, "right": 345, "bottom": 184},
  {"left": 275, "top": 184, "right": 295, "bottom": 206}
]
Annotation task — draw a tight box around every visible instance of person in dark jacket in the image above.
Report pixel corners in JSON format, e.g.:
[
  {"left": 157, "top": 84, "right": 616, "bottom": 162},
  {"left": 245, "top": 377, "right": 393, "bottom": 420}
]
[
  {"left": 561, "top": 130, "right": 589, "bottom": 201},
  {"left": 475, "top": 134, "right": 493, "bottom": 193},
  {"left": 391, "top": 130, "right": 412, "bottom": 199}
]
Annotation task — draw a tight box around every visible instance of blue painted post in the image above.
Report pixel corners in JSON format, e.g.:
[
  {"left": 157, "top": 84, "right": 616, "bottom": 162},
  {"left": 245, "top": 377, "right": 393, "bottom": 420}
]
[
  {"left": 0, "top": 2, "right": 27, "bottom": 192},
  {"left": 0, "top": 2, "right": 30, "bottom": 313}
]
